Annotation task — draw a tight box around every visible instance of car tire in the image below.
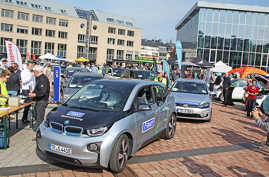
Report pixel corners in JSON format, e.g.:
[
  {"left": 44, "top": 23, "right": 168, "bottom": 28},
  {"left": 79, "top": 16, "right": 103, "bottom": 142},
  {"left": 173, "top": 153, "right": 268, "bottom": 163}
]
[
  {"left": 164, "top": 113, "right": 176, "bottom": 139},
  {"left": 109, "top": 134, "right": 130, "bottom": 173}
]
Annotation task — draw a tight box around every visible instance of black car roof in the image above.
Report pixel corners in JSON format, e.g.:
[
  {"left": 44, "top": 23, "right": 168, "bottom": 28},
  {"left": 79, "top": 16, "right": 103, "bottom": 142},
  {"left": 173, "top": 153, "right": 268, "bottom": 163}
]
[
  {"left": 72, "top": 72, "right": 103, "bottom": 78},
  {"left": 92, "top": 79, "right": 155, "bottom": 87}
]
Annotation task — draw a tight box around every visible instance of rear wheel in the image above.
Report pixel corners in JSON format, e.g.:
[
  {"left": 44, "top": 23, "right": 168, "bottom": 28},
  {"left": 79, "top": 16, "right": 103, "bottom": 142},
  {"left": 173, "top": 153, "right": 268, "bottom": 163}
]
[
  {"left": 109, "top": 134, "right": 130, "bottom": 173},
  {"left": 164, "top": 113, "right": 176, "bottom": 139}
]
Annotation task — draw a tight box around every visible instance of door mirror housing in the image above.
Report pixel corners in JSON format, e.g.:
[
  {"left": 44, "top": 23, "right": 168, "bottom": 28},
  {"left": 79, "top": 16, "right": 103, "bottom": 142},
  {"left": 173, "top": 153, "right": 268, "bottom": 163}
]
[{"left": 138, "top": 104, "right": 152, "bottom": 111}]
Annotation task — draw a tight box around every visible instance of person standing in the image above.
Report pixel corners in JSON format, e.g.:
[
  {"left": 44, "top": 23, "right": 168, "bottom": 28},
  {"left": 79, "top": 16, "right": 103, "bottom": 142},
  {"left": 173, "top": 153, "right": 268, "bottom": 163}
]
[
  {"left": 209, "top": 72, "right": 215, "bottom": 92},
  {"left": 0, "top": 70, "right": 10, "bottom": 106},
  {"left": 21, "top": 61, "right": 35, "bottom": 124},
  {"left": 222, "top": 73, "right": 231, "bottom": 106},
  {"left": 6, "top": 63, "right": 21, "bottom": 96},
  {"left": 43, "top": 63, "right": 53, "bottom": 99},
  {"left": 29, "top": 65, "right": 50, "bottom": 131},
  {"left": 246, "top": 80, "right": 259, "bottom": 117}
]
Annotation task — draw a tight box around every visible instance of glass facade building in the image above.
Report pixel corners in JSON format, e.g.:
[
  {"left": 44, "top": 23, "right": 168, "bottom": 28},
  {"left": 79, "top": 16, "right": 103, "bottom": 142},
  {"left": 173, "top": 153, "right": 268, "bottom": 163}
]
[{"left": 176, "top": 1, "right": 269, "bottom": 71}]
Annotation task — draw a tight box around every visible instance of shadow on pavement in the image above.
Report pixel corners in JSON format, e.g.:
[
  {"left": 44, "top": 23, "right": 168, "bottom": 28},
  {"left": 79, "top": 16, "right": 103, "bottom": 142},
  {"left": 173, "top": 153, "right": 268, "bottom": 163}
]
[
  {"left": 244, "top": 126, "right": 266, "bottom": 137},
  {"left": 181, "top": 157, "right": 222, "bottom": 177},
  {"left": 231, "top": 118, "right": 259, "bottom": 128},
  {"left": 227, "top": 165, "right": 265, "bottom": 177},
  {"left": 218, "top": 109, "right": 243, "bottom": 117},
  {"left": 7, "top": 119, "right": 30, "bottom": 138}
]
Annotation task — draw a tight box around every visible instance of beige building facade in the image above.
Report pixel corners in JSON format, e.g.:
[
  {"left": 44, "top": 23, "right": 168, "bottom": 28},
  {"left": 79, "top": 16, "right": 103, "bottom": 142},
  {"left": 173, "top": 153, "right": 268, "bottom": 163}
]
[{"left": 0, "top": 0, "right": 141, "bottom": 65}]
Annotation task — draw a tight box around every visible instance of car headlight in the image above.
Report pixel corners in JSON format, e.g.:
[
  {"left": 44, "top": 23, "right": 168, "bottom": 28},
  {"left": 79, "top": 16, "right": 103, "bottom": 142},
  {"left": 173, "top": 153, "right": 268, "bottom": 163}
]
[
  {"left": 86, "top": 127, "right": 108, "bottom": 137},
  {"left": 199, "top": 102, "right": 210, "bottom": 109}
]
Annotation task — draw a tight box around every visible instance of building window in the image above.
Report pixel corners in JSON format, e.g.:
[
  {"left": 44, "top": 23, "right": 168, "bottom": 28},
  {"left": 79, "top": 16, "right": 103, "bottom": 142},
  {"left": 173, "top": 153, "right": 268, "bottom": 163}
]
[
  {"left": 107, "top": 38, "right": 115, "bottom": 45},
  {"left": 117, "top": 50, "right": 124, "bottom": 59},
  {"left": 126, "top": 22, "right": 133, "bottom": 26},
  {"left": 17, "top": 12, "right": 29, "bottom": 20},
  {"left": 44, "top": 42, "right": 54, "bottom": 54},
  {"left": 59, "top": 19, "right": 68, "bottom": 27},
  {"left": 17, "top": 26, "right": 28, "bottom": 34},
  {"left": 32, "top": 14, "right": 43, "bottom": 23},
  {"left": 107, "top": 49, "right": 114, "bottom": 61},
  {"left": 78, "top": 34, "right": 85, "bottom": 43},
  {"left": 127, "top": 30, "right": 134, "bottom": 37},
  {"left": 57, "top": 44, "right": 67, "bottom": 58},
  {"left": 88, "top": 47, "right": 97, "bottom": 60},
  {"left": 44, "top": 6, "right": 51, "bottom": 11},
  {"left": 108, "top": 27, "right": 116, "bottom": 34},
  {"left": 118, "top": 29, "right": 125, "bottom": 35},
  {"left": 5, "top": 0, "right": 12, "bottom": 3},
  {"left": 127, "top": 41, "right": 134, "bottom": 47},
  {"left": 106, "top": 18, "right": 114, "bottom": 22},
  {"left": 46, "top": 29, "right": 55, "bottom": 37},
  {"left": 77, "top": 46, "right": 85, "bottom": 58},
  {"left": 93, "top": 25, "right": 97, "bottom": 30},
  {"left": 117, "top": 39, "right": 125, "bottom": 46},
  {"left": 58, "top": 31, "right": 67, "bottom": 39},
  {"left": 0, "top": 37, "right": 12, "bottom": 53},
  {"left": 126, "top": 51, "right": 132, "bottom": 60},
  {"left": 46, "top": 17, "right": 56, "bottom": 25},
  {"left": 32, "top": 27, "right": 42, "bottom": 36},
  {"left": 16, "top": 39, "right": 27, "bottom": 54},
  {"left": 135, "top": 52, "right": 139, "bottom": 59},
  {"left": 1, "top": 23, "right": 13, "bottom": 32},
  {"left": 90, "top": 36, "right": 98, "bottom": 44},
  {"left": 31, "top": 41, "right": 41, "bottom": 55},
  {"left": 1, "top": 9, "right": 13, "bottom": 18}
]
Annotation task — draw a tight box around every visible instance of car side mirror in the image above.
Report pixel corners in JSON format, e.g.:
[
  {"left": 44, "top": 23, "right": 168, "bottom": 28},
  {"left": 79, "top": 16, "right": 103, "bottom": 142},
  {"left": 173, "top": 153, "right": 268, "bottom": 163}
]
[{"left": 138, "top": 104, "right": 152, "bottom": 111}]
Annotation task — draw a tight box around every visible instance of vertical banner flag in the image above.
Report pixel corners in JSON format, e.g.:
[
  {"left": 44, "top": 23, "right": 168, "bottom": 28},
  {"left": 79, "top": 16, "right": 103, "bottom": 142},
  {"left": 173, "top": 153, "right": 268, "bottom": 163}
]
[
  {"left": 53, "top": 66, "right": 61, "bottom": 102},
  {"left": 162, "top": 60, "right": 170, "bottom": 84},
  {"left": 176, "top": 40, "right": 182, "bottom": 70},
  {"left": 5, "top": 41, "right": 22, "bottom": 70}
]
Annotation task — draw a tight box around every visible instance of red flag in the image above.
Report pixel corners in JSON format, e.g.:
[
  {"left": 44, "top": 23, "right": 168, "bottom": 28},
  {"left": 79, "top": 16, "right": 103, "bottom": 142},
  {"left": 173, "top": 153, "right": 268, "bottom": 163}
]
[
  {"left": 26, "top": 52, "right": 30, "bottom": 60},
  {"left": 32, "top": 53, "right": 36, "bottom": 60}
]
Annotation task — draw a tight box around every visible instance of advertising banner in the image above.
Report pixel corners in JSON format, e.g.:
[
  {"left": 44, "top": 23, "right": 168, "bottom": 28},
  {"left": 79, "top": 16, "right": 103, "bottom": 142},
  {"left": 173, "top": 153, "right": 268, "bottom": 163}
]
[
  {"left": 5, "top": 41, "right": 22, "bottom": 70},
  {"left": 176, "top": 41, "right": 182, "bottom": 70},
  {"left": 53, "top": 66, "right": 61, "bottom": 102},
  {"left": 162, "top": 60, "right": 170, "bottom": 84}
]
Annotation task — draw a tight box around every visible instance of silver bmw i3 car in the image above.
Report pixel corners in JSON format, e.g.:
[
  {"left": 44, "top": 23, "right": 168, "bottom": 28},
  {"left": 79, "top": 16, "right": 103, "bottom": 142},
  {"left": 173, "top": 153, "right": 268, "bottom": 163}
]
[{"left": 36, "top": 80, "right": 176, "bottom": 172}]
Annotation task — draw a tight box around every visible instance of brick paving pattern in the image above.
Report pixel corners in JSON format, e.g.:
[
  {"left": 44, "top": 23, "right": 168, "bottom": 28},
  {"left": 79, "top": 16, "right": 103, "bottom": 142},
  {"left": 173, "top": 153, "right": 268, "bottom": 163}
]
[{"left": 1, "top": 102, "right": 269, "bottom": 177}]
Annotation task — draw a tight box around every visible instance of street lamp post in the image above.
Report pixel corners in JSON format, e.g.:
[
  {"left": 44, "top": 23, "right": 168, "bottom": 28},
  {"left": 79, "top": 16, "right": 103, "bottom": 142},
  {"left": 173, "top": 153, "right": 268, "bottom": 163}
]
[{"left": 85, "top": 13, "right": 91, "bottom": 61}]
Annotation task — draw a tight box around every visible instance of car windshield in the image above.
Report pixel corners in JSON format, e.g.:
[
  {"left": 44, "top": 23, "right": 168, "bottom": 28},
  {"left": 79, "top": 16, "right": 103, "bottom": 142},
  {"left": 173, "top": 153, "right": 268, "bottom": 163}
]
[
  {"left": 69, "top": 75, "right": 101, "bottom": 88},
  {"left": 66, "top": 68, "right": 89, "bottom": 78},
  {"left": 172, "top": 81, "right": 208, "bottom": 94},
  {"left": 130, "top": 70, "right": 155, "bottom": 80},
  {"left": 112, "top": 68, "right": 125, "bottom": 77},
  {"left": 65, "top": 82, "right": 133, "bottom": 111}
]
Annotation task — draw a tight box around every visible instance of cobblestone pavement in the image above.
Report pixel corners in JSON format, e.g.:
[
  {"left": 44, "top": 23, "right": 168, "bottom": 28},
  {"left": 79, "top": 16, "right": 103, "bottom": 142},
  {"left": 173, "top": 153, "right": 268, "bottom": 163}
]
[{"left": 1, "top": 102, "right": 269, "bottom": 177}]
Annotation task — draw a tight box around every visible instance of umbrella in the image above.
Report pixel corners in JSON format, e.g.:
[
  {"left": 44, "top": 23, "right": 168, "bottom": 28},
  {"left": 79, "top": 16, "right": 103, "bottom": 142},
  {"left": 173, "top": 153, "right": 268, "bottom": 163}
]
[
  {"left": 228, "top": 67, "right": 268, "bottom": 79},
  {"left": 194, "top": 59, "right": 213, "bottom": 68},
  {"left": 75, "top": 57, "right": 89, "bottom": 62},
  {"left": 181, "top": 61, "right": 198, "bottom": 67},
  {"left": 210, "top": 61, "right": 232, "bottom": 73},
  {"left": 39, "top": 53, "right": 65, "bottom": 61}
]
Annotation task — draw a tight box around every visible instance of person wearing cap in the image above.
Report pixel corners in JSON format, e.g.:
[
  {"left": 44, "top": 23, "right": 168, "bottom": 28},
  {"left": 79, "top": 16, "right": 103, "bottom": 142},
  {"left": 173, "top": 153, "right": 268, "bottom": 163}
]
[
  {"left": 21, "top": 61, "right": 35, "bottom": 124},
  {"left": 29, "top": 65, "right": 50, "bottom": 131}
]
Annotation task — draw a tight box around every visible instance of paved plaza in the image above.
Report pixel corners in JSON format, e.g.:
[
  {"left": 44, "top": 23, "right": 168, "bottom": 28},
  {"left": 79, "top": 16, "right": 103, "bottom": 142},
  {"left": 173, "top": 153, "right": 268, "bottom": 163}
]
[{"left": 1, "top": 102, "right": 269, "bottom": 177}]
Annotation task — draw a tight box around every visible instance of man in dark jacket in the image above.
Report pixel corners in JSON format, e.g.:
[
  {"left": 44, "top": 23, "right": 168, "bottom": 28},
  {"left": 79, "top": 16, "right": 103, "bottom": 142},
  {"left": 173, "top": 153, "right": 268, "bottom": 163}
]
[
  {"left": 29, "top": 65, "right": 50, "bottom": 131},
  {"left": 222, "top": 73, "right": 231, "bottom": 106},
  {"left": 6, "top": 63, "right": 21, "bottom": 96}
]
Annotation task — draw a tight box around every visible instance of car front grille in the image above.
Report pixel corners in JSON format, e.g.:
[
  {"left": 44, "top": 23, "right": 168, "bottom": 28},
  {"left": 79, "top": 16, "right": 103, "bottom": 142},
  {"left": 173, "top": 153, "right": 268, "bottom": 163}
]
[
  {"left": 177, "top": 113, "right": 204, "bottom": 118},
  {"left": 176, "top": 103, "right": 199, "bottom": 108},
  {"left": 46, "top": 151, "right": 77, "bottom": 164},
  {"left": 50, "top": 122, "right": 83, "bottom": 136}
]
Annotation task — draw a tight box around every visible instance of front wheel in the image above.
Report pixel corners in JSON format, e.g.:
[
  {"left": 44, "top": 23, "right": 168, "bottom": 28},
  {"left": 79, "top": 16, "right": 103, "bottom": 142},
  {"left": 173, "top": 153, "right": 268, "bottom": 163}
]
[
  {"left": 109, "top": 134, "right": 130, "bottom": 173},
  {"left": 164, "top": 113, "right": 176, "bottom": 139}
]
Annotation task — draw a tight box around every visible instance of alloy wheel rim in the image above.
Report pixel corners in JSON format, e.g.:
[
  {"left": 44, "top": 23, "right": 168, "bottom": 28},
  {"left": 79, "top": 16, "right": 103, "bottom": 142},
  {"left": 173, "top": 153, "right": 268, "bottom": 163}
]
[
  {"left": 168, "top": 116, "right": 176, "bottom": 136},
  {"left": 118, "top": 138, "right": 128, "bottom": 168}
]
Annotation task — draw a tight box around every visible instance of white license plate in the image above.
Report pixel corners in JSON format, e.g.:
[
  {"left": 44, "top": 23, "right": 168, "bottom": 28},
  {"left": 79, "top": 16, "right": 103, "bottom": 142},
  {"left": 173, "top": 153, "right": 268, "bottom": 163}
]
[
  {"left": 49, "top": 144, "right": 72, "bottom": 154},
  {"left": 177, "top": 108, "right": 193, "bottom": 114}
]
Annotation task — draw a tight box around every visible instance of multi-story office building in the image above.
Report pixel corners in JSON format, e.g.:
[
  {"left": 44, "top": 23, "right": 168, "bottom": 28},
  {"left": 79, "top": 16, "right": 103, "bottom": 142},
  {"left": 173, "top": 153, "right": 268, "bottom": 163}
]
[
  {"left": 176, "top": 1, "right": 269, "bottom": 71},
  {"left": 0, "top": 0, "right": 141, "bottom": 64}
]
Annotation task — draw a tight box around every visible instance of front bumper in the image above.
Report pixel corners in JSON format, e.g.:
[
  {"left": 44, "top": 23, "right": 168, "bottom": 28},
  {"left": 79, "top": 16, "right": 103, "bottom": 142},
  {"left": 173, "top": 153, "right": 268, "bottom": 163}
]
[
  {"left": 36, "top": 123, "right": 112, "bottom": 167},
  {"left": 176, "top": 106, "right": 211, "bottom": 120}
]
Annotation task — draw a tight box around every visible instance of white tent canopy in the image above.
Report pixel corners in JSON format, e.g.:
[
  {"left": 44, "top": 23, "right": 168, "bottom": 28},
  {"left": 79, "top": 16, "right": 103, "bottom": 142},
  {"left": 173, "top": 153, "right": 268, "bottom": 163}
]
[
  {"left": 210, "top": 61, "right": 232, "bottom": 73},
  {"left": 39, "top": 53, "right": 65, "bottom": 61},
  {"left": 181, "top": 61, "right": 198, "bottom": 67}
]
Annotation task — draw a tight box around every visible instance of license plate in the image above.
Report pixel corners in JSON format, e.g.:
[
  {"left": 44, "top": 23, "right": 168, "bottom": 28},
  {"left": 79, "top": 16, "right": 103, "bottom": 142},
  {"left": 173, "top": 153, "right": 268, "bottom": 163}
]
[
  {"left": 177, "top": 108, "right": 193, "bottom": 114},
  {"left": 49, "top": 144, "right": 72, "bottom": 154}
]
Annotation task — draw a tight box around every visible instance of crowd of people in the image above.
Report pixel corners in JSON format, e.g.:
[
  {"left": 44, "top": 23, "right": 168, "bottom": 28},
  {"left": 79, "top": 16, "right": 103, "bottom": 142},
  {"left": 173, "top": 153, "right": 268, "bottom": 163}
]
[{"left": 0, "top": 59, "right": 50, "bottom": 131}]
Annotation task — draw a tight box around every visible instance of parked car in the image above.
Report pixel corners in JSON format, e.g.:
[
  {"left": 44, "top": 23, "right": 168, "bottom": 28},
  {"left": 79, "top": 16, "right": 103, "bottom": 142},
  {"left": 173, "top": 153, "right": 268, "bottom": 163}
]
[
  {"left": 62, "top": 67, "right": 90, "bottom": 87},
  {"left": 171, "top": 79, "right": 212, "bottom": 121},
  {"left": 63, "top": 72, "right": 103, "bottom": 102},
  {"left": 36, "top": 80, "right": 176, "bottom": 172}
]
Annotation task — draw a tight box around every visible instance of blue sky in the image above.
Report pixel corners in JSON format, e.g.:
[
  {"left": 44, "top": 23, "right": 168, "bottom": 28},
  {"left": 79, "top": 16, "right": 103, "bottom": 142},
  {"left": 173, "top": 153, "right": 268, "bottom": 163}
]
[{"left": 55, "top": 0, "right": 269, "bottom": 42}]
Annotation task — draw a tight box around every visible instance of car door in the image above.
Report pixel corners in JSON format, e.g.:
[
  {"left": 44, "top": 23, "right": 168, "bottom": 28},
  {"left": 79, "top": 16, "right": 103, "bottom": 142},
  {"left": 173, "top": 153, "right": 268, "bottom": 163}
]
[{"left": 133, "top": 85, "right": 159, "bottom": 147}]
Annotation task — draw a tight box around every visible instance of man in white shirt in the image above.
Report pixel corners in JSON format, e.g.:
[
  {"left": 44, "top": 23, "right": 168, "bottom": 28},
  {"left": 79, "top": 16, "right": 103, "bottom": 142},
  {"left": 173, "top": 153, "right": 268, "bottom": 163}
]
[{"left": 21, "top": 61, "right": 35, "bottom": 124}]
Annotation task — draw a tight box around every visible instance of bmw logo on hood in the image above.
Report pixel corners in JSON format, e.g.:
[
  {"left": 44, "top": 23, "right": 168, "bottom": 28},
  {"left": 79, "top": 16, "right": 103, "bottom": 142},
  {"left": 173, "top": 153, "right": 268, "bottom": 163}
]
[{"left": 64, "top": 120, "right": 70, "bottom": 125}]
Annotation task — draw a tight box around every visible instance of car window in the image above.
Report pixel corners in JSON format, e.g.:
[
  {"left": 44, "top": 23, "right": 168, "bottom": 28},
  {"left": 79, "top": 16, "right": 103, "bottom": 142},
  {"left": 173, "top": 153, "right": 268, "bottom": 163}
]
[
  {"left": 133, "top": 86, "right": 155, "bottom": 110},
  {"left": 69, "top": 75, "right": 101, "bottom": 88},
  {"left": 171, "top": 81, "right": 208, "bottom": 94},
  {"left": 66, "top": 83, "right": 132, "bottom": 112},
  {"left": 153, "top": 85, "right": 167, "bottom": 105},
  {"left": 237, "top": 81, "right": 247, "bottom": 87}
]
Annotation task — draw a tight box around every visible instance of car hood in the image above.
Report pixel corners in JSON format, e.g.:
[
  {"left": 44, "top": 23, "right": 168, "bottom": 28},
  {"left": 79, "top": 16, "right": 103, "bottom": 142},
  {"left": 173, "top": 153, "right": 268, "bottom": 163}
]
[
  {"left": 47, "top": 105, "right": 129, "bottom": 129},
  {"left": 172, "top": 92, "right": 210, "bottom": 105}
]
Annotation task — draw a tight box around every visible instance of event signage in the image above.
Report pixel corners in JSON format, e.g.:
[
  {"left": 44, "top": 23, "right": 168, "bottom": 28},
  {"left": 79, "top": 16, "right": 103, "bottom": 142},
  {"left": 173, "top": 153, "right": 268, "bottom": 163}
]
[
  {"left": 176, "top": 41, "right": 182, "bottom": 70},
  {"left": 5, "top": 41, "right": 22, "bottom": 70},
  {"left": 53, "top": 66, "right": 61, "bottom": 102}
]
